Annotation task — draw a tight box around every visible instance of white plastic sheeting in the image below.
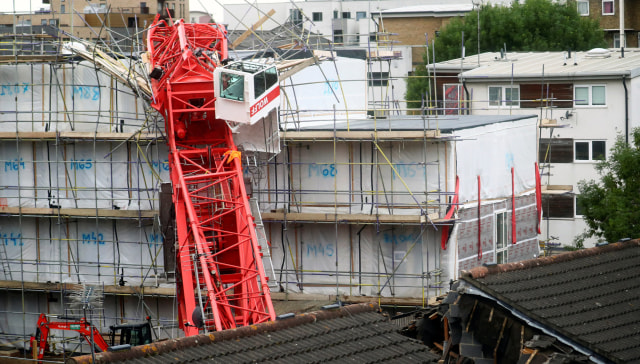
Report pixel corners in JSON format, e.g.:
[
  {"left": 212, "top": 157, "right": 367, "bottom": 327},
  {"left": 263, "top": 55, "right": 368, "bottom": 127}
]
[
  {"left": 265, "top": 223, "right": 443, "bottom": 298},
  {"left": 255, "top": 140, "right": 446, "bottom": 215},
  {"left": 0, "top": 62, "right": 148, "bottom": 132},
  {"left": 0, "top": 216, "right": 164, "bottom": 285},
  {"left": 454, "top": 117, "right": 538, "bottom": 202},
  {"left": 280, "top": 56, "right": 368, "bottom": 123},
  {"left": 0, "top": 141, "right": 169, "bottom": 209}
]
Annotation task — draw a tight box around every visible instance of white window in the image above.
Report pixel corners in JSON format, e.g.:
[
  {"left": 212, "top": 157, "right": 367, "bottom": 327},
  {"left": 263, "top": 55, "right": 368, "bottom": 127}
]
[
  {"left": 574, "top": 85, "right": 606, "bottom": 106},
  {"left": 577, "top": 1, "right": 589, "bottom": 15},
  {"left": 574, "top": 140, "right": 606, "bottom": 161},
  {"left": 488, "top": 86, "right": 520, "bottom": 108},
  {"left": 602, "top": 0, "right": 614, "bottom": 15},
  {"left": 495, "top": 211, "right": 508, "bottom": 264}
]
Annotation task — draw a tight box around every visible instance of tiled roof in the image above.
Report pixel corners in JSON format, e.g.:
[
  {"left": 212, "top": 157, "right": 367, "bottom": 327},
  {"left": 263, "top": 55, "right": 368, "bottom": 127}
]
[
  {"left": 460, "top": 240, "right": 640, "bottom": 364},
  {"left": 69, "top": 303, "right": 439, "bottom": 364}
]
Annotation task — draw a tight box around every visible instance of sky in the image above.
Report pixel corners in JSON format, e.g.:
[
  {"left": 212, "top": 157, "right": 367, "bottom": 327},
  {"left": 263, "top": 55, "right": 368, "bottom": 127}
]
[{"left": 0, "top": 0, "right": 225, "bottom": 21}]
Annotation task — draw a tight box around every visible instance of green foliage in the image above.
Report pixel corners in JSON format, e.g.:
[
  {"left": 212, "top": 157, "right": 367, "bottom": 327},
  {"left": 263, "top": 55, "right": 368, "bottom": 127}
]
[
  {"left": 406, "top": 0, "right": 606, "bottom": 108},
  {"left": 577, "top": 129, "right": 640, "bottom": 243}
]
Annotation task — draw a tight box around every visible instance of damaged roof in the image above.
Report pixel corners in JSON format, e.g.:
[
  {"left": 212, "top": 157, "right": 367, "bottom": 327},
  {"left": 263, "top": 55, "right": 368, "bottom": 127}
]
[
  {"left": 69, "top": 303, "right": 439, "bottom": 364},
  {"left": 460, "top": 239, "right": 640, "bottom": 364}
]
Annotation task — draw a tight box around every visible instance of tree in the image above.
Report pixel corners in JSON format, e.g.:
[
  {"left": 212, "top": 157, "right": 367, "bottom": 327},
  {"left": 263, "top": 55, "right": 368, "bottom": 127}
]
[
  {"left": 577, "top": 129, "right": 640, "bottom": 243},
  {"left": 406, "top": 0, "right": 606, "bottom": 109}
]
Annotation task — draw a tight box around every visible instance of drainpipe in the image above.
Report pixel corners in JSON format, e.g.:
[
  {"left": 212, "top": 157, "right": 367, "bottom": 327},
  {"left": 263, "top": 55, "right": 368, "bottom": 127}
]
[
  {"left": 620, "top": 0, "right": 625, "bottom": 48},
  {"left": 623, "top": 76, "right": 629, "bottom": 144},
  {"left": 463, "top": 80, "right": 471, "bottom": 115}
]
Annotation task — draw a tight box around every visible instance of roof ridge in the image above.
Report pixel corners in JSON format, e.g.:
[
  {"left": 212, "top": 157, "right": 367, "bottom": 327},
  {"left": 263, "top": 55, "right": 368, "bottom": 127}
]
[{"left": 461, "top": 239, "right": 640, "bottom": 279}]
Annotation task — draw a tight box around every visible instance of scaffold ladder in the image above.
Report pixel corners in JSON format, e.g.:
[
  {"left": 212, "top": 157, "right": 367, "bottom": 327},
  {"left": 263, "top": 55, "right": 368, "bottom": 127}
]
[
  {"left": 0, "top": 244, "right": 11, "bottom": 280},
  {"left": 250, "top": 198, "right": 279, "bottom": 289}
]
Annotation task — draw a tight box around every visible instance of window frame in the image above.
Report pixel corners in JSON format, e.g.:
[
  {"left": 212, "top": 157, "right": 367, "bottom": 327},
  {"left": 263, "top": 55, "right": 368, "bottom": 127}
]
[
  {"left": 494, "top": 210, "right": 509, "bottom": 264},
  {"left": 488, "top": 85, "right": 520, "bottom": 108},
  {"left": 577, "top": 1, "right": 589, "bottom": 16},
  {"left": 443, "top": 83, "right": 463, "bottom": 115},
  {"left": 613, "top": 33, "right": 621, "bottom": 48},
  {"left": 356, "top": 11, "right": 367, "bottom": 20},
  {"left": 574, "top": 84, "right": 606, "bottom": 107},
  {"left": 574, "top": 140, "right": 606, "bottom": 162},
  {"left": 312, "top": 12, "right": 323, "bottom": 22},
  {"left": 368, "top": 72, "right": 389, "bottom": 87},
  {"left": 342, "top": 11, "right": 351, "bottom": 19},
  {"left": 602, "top": 0, "right": 614, "bottom": 15}
]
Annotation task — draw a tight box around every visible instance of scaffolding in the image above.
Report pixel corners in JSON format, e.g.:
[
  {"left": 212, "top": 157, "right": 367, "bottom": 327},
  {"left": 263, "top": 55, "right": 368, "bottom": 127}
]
[{"left": 0, "top": 6, "right": 547, "bottom": 359}]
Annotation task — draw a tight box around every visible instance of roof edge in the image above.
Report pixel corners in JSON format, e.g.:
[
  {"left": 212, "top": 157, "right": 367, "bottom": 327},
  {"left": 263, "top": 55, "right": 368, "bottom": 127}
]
[
  {"left": 461, "top": 239, "right": 640, "bottom": 279},
  {"left": 67, "top": 303, "right": 379, "bottom": 364}
]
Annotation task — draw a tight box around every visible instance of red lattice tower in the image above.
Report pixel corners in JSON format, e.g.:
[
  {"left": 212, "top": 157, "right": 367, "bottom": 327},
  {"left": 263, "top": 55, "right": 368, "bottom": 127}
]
[{"left": 147, "top": 16, "right": 275, "bottom": 335}]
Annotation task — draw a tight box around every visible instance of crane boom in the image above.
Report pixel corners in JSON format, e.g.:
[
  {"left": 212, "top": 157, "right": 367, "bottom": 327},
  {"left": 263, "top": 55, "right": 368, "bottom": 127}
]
[{"left": 147, "top": 16, "right": 276, "bottom": 335}]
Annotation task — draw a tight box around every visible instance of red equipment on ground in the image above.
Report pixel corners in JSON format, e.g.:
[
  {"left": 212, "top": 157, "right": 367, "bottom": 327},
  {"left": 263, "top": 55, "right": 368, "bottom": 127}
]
[
  {"left": 31, "top": 313, "right": 109, "bottom": 360},
  {"left": 31, "top": 313, "right": 153, "bottom": 360},
  {"left": 146, "top": 15, "right": 276, "bottom": 335}
]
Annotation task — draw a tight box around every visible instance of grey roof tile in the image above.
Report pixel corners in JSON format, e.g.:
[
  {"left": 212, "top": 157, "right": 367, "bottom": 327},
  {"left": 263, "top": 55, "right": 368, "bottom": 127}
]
[
  {"left": 92, "top": 303, "right": 438, "bottom": 364},
  {"left": 461, "top": 240, "right": 640, "bottom": 364}
]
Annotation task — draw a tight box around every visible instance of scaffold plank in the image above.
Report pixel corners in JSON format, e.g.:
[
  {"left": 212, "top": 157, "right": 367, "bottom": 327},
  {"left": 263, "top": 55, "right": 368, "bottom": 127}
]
[
  {"left": 280, "top": 130, "right": 441, "bottom": 141},
  {"left": 0, "top": 206, "right": 156, "bottom": 218}
]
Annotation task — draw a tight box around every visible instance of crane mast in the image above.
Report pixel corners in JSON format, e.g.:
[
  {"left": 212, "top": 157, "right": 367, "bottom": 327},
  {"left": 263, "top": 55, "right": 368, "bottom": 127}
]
[{"left": 147, "top": 16, "right": 276, "bottom": 335}]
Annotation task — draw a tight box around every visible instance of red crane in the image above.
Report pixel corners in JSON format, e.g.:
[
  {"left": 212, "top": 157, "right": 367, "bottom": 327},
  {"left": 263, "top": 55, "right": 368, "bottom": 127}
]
[{"left": 147, "top": 15, "right": 276, "bottom": 335}]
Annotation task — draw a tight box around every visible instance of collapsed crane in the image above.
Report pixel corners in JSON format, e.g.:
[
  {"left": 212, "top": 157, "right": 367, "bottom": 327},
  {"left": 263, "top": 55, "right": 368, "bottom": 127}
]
[{"left": 147, "top": 15, "right": 277, "bottom": 335}]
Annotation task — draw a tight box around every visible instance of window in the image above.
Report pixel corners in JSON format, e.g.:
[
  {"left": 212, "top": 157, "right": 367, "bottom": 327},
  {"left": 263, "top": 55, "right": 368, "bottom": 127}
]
[
  {"left": 333, "top": 10, "right": 339, "bottom": 19},
  {"left": 253, "top": 67, "right": 278, "bottom": 99},
  {"left": 342, "top": 11, "right": 351, "bottom": 19},
  {"left": 369, "top": 32, "right": 377, "bottom": 42},
  {"left": 61, "top": 4, "right": 65, "bottom": 13},
  {"left": 574, "top": 85, "right": 605, "bottom": 106},
  {"left": 575, "top": 140, "right": 606, "bottom": 161},
  {"left": 333, "top": 30, "right": 343, "bottom": 45},
  {"left": 602, "top": 0, "right": 614, "bottom": 15},
  {"left": 356, "top": 11, "right": 367, "bottom": 20},
  {"left": 575, "top": 195, "right": 585, "bottom": 217},
  {"left": 219, "top": 72, "right": 244, "bottom": 101},
  {"left": 290, "top": 9, "right": 302, "bottom": 25},
  {"left": 368, "top": 72, "right": 389, "bottom": 86},
  {"left": 443, "top": 83, "right": 463, "bottom": 115},
  {"left": 577, "top": 1, "right": 589, "bottom": 15},
  {"left": 41, "top": 19, "right": 47, "bottom": 26},
  {"left": 312, "top": 12, "right": 323, "bottom": 22},
  {"left": 495, "top": 211, "right": 508, "bottom": 264},
  {"left": 488, "top": 86, "right": 520, "bottom": 107},
  {"left": 49, "top": 19, "right": 57, "bottom": 26}
]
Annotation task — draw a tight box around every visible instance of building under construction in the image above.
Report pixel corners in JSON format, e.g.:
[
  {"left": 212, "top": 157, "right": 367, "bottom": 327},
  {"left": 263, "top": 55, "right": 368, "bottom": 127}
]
[{"left": 0, "top": 5, "right": 541, "bottom": 360}]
